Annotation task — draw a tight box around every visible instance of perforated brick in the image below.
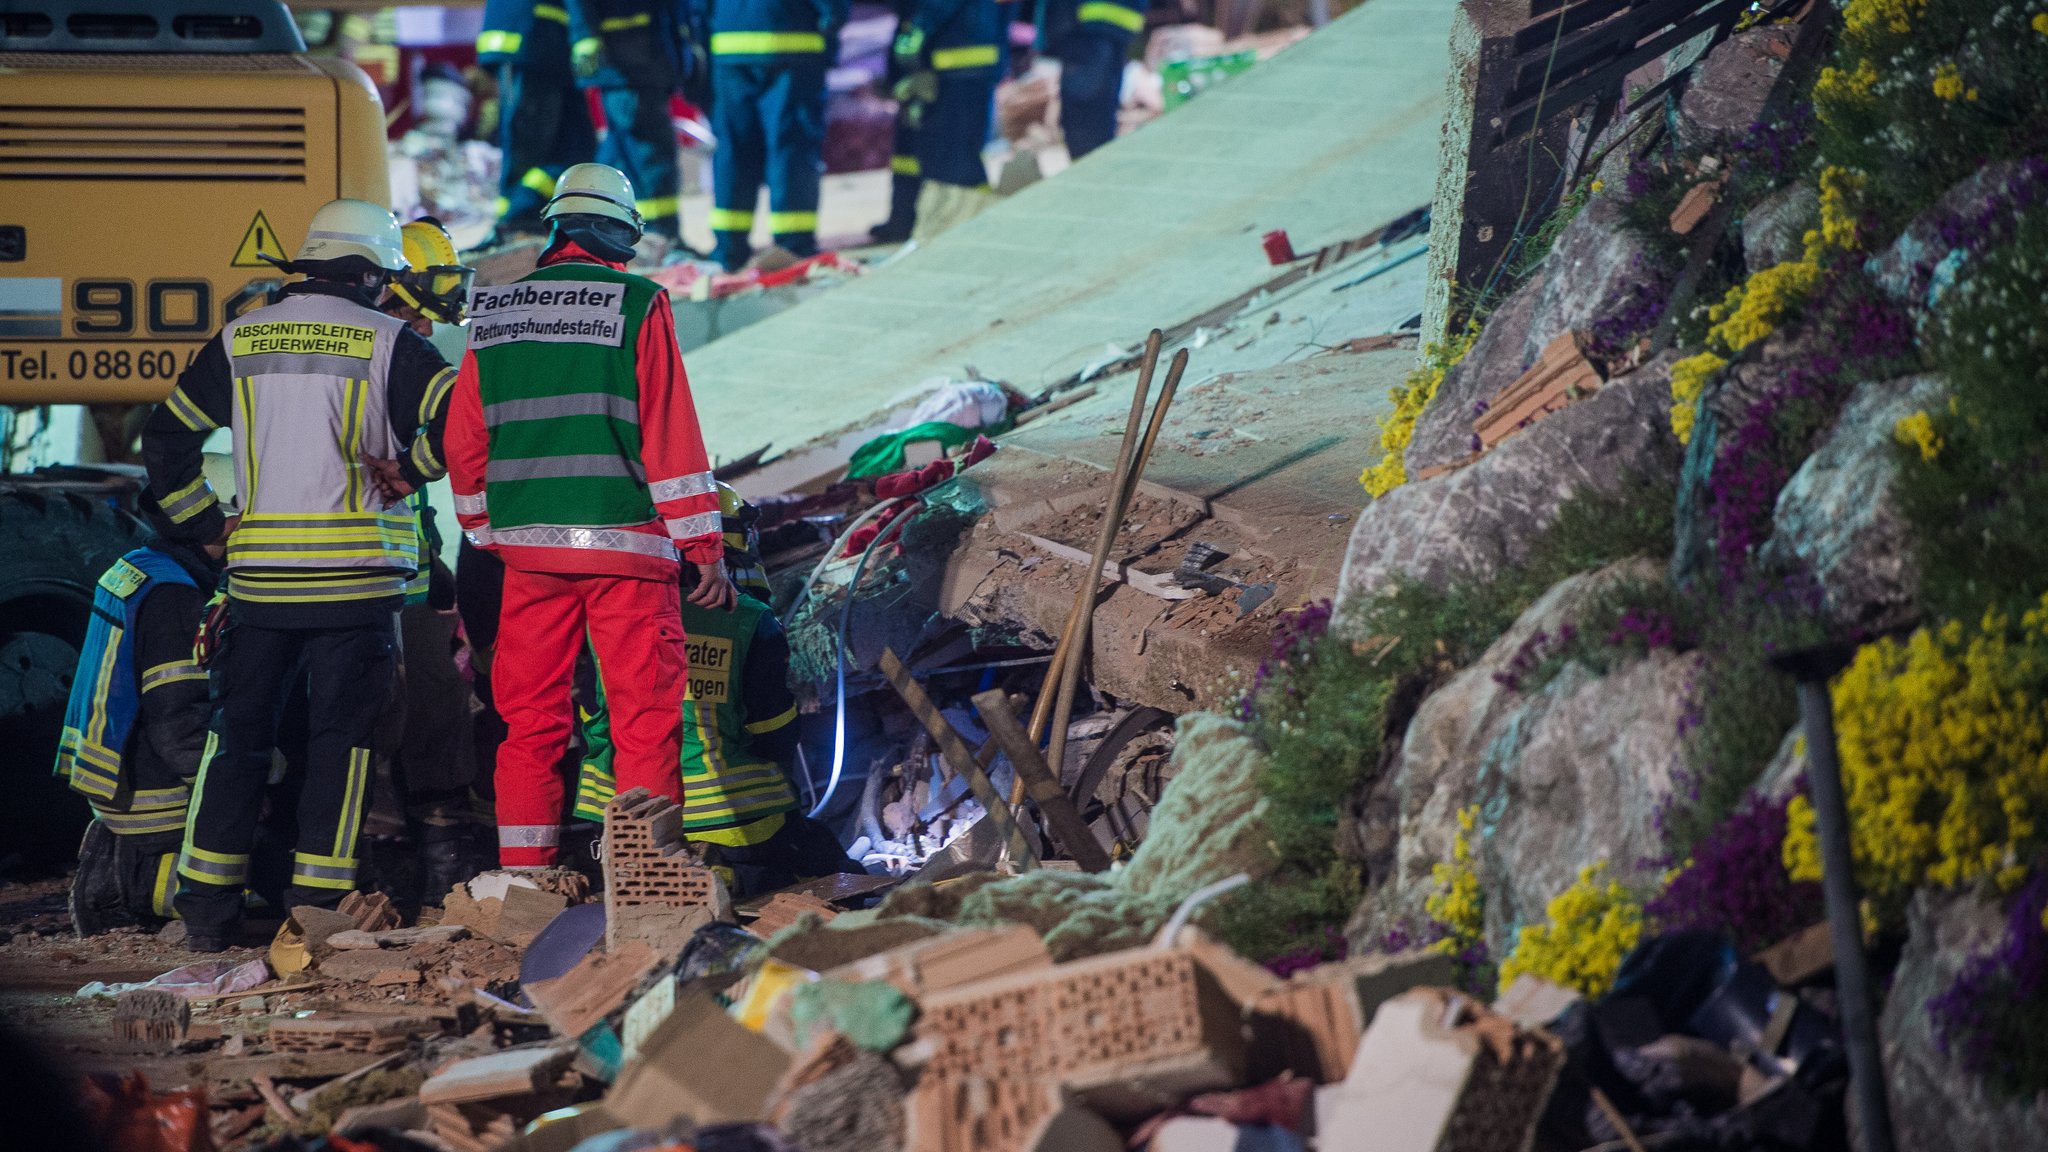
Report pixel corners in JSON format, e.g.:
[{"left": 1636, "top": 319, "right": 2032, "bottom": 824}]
[
  {"left": 913, "top": 944, "right": 1245, "bottom": 1121},
  {"left": 602, "top": 788, "right": 722, "bottom": 950},
  {"left": 268, "top": 1016, "right": 432, "bottom": 1053},
  {"left": 907, "top": 1074, "right": 1058, "bottom": 1152}
]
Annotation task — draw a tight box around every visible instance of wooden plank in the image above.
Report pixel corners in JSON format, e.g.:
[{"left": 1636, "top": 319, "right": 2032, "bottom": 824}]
[
  {"left": 878, "top": 647, "right": 1037, "bottom": 870},
  {"left": 971, "top": 689, "right": 1113, "bottom": 873},
  {"left": 418, "top": 1046, "right": 574, "bottom": 1106}
]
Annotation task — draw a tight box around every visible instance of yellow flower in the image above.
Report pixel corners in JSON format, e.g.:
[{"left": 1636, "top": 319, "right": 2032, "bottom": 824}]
[
  {"left": 1894, "top": 410, "right": 1943, "bottom": 462},
  {"left": 1426, "top": 805, "right": 1486, "bottom": 957},
  {"left": 1667, "top": 352, "right": 1725, "bottom": 445},
  {"left": 1932, "top": 61, "right": 1966, "bottom": 101},
  {"left": 2034, "top": 11, "right": 2048, "bottom": 35},
  {"left": 1707, "top": 261, "right": 1821, "bottom": 352},
  {"left": 1360, "top": 323, "right": 1478, "bottom": 497},
  {"left": 1590, "top": 179, "right": 1606, "bottom": 194},
  {"left": 1499, "top": 863, "right": 1646, "bottom": 998},
  {"left": 1783, "top": 598, "right": 2048, "bottom": 925},
  {"left": 1843, "top": 0, "right": 1924, "bottom": 41},
  {"left": 1808, "top": 167, "right": 1867, "bottom": 258}
]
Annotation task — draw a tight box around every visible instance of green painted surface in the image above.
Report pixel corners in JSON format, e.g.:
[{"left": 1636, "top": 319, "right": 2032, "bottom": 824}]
[{"left": 684, "top": 0, "right": 1455, "bottom": 468}]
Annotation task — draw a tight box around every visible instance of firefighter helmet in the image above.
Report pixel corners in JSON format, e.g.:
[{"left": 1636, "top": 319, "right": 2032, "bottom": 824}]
[
  {"left": 391, "top": 217, "right": 474, "bottom": 326},
  {"left": 294, "top": 198, "right": 407, "bottom": 271},
  {"left": 542, "top": 162, "right": 643, "bottom": 233}
]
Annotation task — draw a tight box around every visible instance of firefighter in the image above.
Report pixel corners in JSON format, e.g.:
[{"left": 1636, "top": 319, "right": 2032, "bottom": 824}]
[
  {"left": 1038, "top": 0, "right": 1144, "bottom": 159},
  {"left": 703, "top": 0, "right": 848, "bottom": 269},
  {"left": 141, "top": 199, "right": 458, "bottom": 951},
  {"left": 479, "top": 0, "right": 600, "bottom": 242},
  {"left": 568, "top": 0, "right": 700, "bottom": 247},
  {"left": 446, "top": 162, "right": 734, "bottom": 870},
  {"left": 869, "top": 0, "right": 924, "bottom": 243},
  {"left": 60, "top": 496, "right": 227, "bottom": 937},
  {"left": 890, "top": 0, "right": 1002, "bottom": 232},
  {"left": 573, "top": 490, "right": 859, "bottom": 896}
]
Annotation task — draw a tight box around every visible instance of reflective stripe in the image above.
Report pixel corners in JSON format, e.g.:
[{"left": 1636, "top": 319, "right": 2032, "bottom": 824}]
[
  {"left": 1077, "top": 2, "right": 1145, "bottom": 30},
  {"left": 159, "top": 476, "right": 217, "bottom": 524},
  {"left": 421, "top": 366, "right": 457, "bottom": 424},
  {"left": 140, "top": 661, "right": 205, "bottom": 693},
  {"left": 487, "top": 524, "right": 679, "bottom": 560},
  {"left": 291, "top": 852, "right": 359, "bottom": 890},
  {"left": 305, "top": 228, "right": 392, "bottom": 252},
  {"left": 767, "top": 210, "right": 818, "bottom": 233},
  {"left": 601, "top": 12, "right": 652, "bottom": 30},
  {"left": 500, "top": 824, "right": 561, "bottom": 847},
  {"left": 454, "top": 491, "right": 488, "bottom": 515},
  {"left": 575, "top": 34, "right": 599, "bottom": 54},
  {"left": 535, "top": 3, "right": 571, "bottom": 22},
  {"left": 678, "top": 764, "right": 789, "bottom": 812},
  {"left": 494, "top": 195, "right": 512, "bottom": 216},
  {"left": 484, "top": 392, "right": 639, "bottom": 426},
  {"left": 234, "top": 351, "right": 371, "bottom": 377},
  {"left": 227, "top": 572, "right": 410, "bottom": 603},
  {"left": 708, "top": 206, "right": 755, "bottom": 232},
  {"left": 664, "top": 512, "right": 721, "bottom": 539},
  {"left": 178, "top": 844, "right": 249, "bottom": 887},
  {"left": 709, "top": 30, "right": 825, "bottom": 54},
  {"left": 487, "top": 453, "right": 647, "bottom": 484},
  {"left": 335, "top": 747, "right": 370, "bottom": 861},
  {"left": 97, "top": 804, "right": 191, "bottom": 836},
  {"left": 477, "top": 29, "right": 522, "bottom": 54},
  {"left": 890, "top": 154, "right": 921, "bottom": 177},
  {"left": 151, "top": 854, "right": 177, "bottom": 918},
  {"left": 647, "top": 471, "right": 717, "bottom": 502},
  {"left": 744, "top": 703, "right": 798, "bottom": 734},
  {"left": 931, "top": 44, "right": 999, "bottom": 69},
  {"left": 637, "top": 195, "right": 680, "bottom": 217},
  {"left": 409, "top": 434, "right": 443, "bottom": 481},
  {"left": 521, "top": 167, "right": 558, "bottom": 196},
  {"left": 163, "top": 386, "right": 216, "bottom": 432}
]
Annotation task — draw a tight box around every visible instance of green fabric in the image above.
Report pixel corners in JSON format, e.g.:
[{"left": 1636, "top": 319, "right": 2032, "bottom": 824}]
[
  {"left": 472, "top": 262, "right": 660, "bottom": 529},
  {"left": 845, "top": 420, "right": 988, "bottom": 479},
  {"left": 788, "top": 978, "right": 917, "bottom": 1052}
]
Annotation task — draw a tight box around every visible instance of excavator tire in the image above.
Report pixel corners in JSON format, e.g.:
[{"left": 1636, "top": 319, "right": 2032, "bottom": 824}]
[{"left": 0, "top": 487, "right": 150, "bottom": 865}]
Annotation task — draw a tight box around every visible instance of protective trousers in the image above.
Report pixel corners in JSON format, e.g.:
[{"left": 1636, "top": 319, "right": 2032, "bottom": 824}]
[
  {"left": 1056, "top": 32, "right": 1126, "bottom": 160},
  {"left": 598, "top": 87, "right": 684, "bottom": 238},
  {"left": 494, "top": 569, "right": 685, "bottom": 867},
  {"left": 881, "top": 105, "right": 922, "bottom": 236},
  {"left": 176, "top": 618, "right": 397, "bottom": 936},
  {"left": 709, "top": 59, "right": 826, "bottom": 269},
  {"left": 917, "top": 66, "right": 997, "bottom": 188},
  {"left": 497, "top": 64, "right": 600, "bottom": 224}
]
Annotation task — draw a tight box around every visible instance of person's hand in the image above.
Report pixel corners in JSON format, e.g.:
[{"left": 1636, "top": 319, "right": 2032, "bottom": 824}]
[
  {"left": 572, "top": 36, "right": 603, "bottom": 80},
  {"left": 891, "top": 24, "right": 926, "bottom": 71},
  {"left": 207, "top": 514, "right": 240, "bottom": 561},
  {"left": 360, "top": 453, "right": 416, "bottom": 506},
  {"left": 688, "top": 558, "right": 737, "bottom": 610}
]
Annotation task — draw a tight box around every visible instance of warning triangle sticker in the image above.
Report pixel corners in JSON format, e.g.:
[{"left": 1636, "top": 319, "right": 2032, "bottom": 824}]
[{"left": 231, "top": 210, "right": 286, "bottom": 267}]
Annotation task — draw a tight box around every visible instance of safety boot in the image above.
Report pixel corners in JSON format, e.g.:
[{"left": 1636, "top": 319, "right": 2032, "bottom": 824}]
[
  {"left": 69, "top": 820, "right": 135, "bottom": 938},
  {"left": 419, "top": 826, "right": 483, "bottom": 907}
]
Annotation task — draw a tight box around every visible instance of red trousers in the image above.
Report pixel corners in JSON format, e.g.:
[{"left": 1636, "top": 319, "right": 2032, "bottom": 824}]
[{"left": 494, "top": 569, "right": 685, "bottom": 866}]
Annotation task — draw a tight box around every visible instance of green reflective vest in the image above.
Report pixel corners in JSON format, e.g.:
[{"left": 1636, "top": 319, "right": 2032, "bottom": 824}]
[
  {"left": 468, "top": 264, "right": 663, "bottom": 538},
  {"left": 574, "top": 593, "right": 800, "bottom": 833}
]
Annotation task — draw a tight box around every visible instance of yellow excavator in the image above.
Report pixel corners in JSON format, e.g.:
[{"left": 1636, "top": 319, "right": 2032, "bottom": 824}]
[{"left": 0, "top": 0, "right": 390, "bottom": 857}]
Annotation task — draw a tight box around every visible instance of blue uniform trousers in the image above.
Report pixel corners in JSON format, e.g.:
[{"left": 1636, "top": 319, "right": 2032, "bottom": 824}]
[
  {"left": 709, "top": 59, "right": 826, "bottom": 269},
  {"left": 597, "top": 86, "right": 684, "bottom": 237},
  {"left": 1057, "top": 31, "right": 1125, "bottom": 159},
  {"left": 497, "top": 63, "right": 600, "bottom": 224},
  {"left": 918, "top": 67, "right": 997, "bottom": 188}
]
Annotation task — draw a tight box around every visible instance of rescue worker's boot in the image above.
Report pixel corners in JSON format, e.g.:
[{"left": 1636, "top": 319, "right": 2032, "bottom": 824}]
[
  {"left": 869, "top": 170, "right": 921, "bottom": 243},
  {"left": 70, "top": 820, "right": 135, "bottom": 938},
  {"left": 418, "top": 825, "right": 483, "bottom": 907}
]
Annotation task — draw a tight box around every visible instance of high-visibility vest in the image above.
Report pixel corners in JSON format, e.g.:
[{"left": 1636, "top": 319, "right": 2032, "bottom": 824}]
[
  {"left": 466, "top": 263, "right": 685, "bottom": 566},
  {"left": 219, "top": 293, "right": 422, "bottom": 604},
  {"left": 573, "top": 594, "right": 799, "bottom": 832},
  {"left": 55, "top": 549, "right": 199, "bottom": 810}
]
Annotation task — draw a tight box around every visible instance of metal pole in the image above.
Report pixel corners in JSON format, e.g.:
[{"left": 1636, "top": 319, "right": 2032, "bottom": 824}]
[{"left": 1793, "top": 676, "right": 1896, "bottom": 1152}]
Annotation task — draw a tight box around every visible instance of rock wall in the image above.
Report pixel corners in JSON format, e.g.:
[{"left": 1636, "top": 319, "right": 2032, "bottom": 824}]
[
  {"left": 1338, "top": 354, "right": 1680, "bottom": 604},
  {"left": 1350, "top": 560, "right": 1694, "bottom": 958},
  {"left": 1761, "top": 373, "right": 1945, "bottom": 635},
  {"left": 1882, "top": 888, "right": 2048, "bottom": 1152}
]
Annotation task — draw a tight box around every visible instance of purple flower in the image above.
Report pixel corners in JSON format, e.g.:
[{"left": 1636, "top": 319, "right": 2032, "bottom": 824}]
[
  {"left": 1646, "top": 789, "right": 1824, "bottom": 954},
  {"left": 1930, "top": 867, "right": 2048, "bottom": 1084}
]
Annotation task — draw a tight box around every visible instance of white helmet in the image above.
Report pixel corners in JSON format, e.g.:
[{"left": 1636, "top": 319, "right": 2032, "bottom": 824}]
[
  {"left": 542, "top": 162, "right": 643, "bottom": 233},
  {"left": 293, "top": 199, "right": 407, "bottom": 271}
]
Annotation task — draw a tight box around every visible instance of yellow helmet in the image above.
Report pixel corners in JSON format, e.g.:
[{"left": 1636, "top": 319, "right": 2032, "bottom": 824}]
[
  {"left": 542, "top": 162, "right": 643, "bottom": 233},
  {"left": 294, "top": 198, "right": 406, "bottom": 271},
  {"left": 391, "top": 217, "right": 474, "bottom": 326}
]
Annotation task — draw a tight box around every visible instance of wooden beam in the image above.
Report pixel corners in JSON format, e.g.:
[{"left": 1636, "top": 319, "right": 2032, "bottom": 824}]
[{"left": 972, "top": 690, "right": 1113, "bottom": 873}]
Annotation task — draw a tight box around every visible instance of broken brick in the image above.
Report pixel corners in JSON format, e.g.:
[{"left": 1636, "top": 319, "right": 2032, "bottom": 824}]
[
  {"left": 1472, "top": 330, "right": 1604, "bottom": 451},
  {"left": 111, "top": 988, "right": 189, "bottom": 1051},
  {"left": 601, "top": 788, "right": 725, "bottom": 951},
  {"left": 339, "top": 890, "right": 401, "bottom": 933}
]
